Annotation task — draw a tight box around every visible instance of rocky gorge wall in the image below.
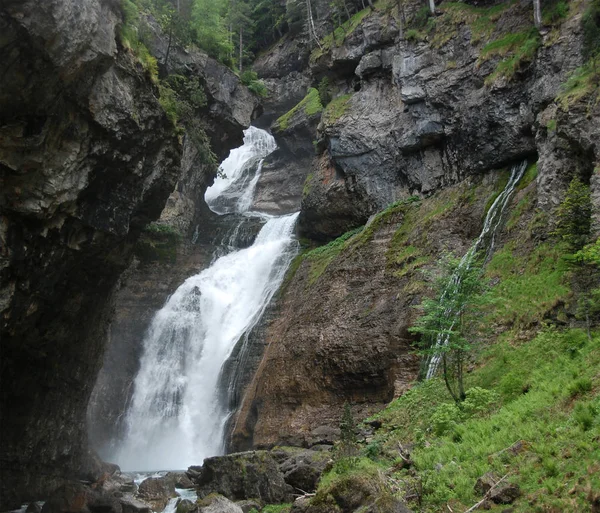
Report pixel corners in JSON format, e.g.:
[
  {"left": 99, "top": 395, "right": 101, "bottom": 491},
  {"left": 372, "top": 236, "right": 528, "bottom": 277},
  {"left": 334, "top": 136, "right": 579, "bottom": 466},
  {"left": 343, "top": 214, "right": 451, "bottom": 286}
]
[
  {"left": 226, "top": 0, "right": 600, "bottom": 450},
  {"left": 0, "top": 0, "right": 256, "bottom": 507}
]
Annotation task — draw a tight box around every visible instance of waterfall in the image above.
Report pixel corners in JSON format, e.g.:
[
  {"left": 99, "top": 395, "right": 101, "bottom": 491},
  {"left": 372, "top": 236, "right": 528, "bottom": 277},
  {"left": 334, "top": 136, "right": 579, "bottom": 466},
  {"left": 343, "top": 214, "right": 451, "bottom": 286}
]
[
  {"left": 425, "top": 161, "right": 527, "bottom": 379},
  {"left": 113, "top": 127, "right": 298, "bottom": 471}
]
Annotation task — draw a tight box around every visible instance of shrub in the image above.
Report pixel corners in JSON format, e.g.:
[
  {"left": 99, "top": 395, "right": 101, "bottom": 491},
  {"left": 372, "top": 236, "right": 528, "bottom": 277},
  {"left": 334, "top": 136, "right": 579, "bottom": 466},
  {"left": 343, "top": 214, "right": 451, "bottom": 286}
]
[
  {"left": 568, "top": 377, "right": 593, "bottom": 397},
  {"left": 430, "top": 402, "right": 462, "bottom": 436},
  {"left": 554, "top": 176, "right": 592, "bottom": 251},
  {"left": 462, "top": 387, "right": 499, "bottom": 416}
]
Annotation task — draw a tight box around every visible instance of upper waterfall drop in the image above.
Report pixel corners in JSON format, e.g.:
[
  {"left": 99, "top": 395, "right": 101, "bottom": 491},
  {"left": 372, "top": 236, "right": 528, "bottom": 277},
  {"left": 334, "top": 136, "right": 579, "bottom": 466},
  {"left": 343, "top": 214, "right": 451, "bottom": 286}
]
[
  {"left": 112, "top": 127, "right": 299, "bottom": 471},
  {"left": 205, "top": 126, "right": 277, "bottom": 215}
]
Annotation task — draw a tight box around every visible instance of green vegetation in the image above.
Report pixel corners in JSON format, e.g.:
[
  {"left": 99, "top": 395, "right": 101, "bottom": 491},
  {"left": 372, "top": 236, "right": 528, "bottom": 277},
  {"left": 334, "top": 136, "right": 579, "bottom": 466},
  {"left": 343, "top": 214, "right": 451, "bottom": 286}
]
[
  {"left": 119, "top": 0, "right": 159, "bottom": 81},
  {"left": 430, "top": 1, "right": 511, "bottom": 47},
  {"left": 310, "top": 7, "right": 373, "bottom": 62},
  {"left": 304, "top": 226, "right": 364, "bottom": 284},
  {"left": 542, "top": 0, "right": 569, "bottom": 25},
  {"left": 554, "top": 176, "right": 592, "bottom": 251},
  {"left": 135, "top": 222, "right": 183, "bottom": 264},
  {"left": 321, "top": 93, "right": 353, "bottom": 126},
  {"left": 557, "top": 0, "right": 600, "bottom": 109},
  {"left": 410, "top": 255, "right": 490, "bottom": 402},
  {"left": 240, "top": 70, "right": 268, "bottom": 97},
  {"left": 557, "top": 63, "right": 600, "bottom": 110},
  {"left": 274, "top": 88, "right": 323, "bottom": 131},
  {"left": 249, "top": 504, "right": 292, "bottom": 513},
  {"left": 479, "top": 28, "right": 541, "bottom": 85}
]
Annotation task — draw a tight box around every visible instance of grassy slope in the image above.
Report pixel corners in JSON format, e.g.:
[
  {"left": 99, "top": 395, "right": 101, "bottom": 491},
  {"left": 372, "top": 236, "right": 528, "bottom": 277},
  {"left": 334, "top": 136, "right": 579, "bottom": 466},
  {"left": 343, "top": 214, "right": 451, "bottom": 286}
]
[{"left": 264, "top": 170, "right": 599, "bottom": 513}]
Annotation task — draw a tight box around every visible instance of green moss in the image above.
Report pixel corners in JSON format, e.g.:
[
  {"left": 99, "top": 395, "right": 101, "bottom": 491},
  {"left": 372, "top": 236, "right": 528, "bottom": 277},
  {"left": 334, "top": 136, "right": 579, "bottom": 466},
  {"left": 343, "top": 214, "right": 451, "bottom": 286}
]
[
  {"left": 546, "top": 119, "right": 558, "bottom": 132},
  {"left": 302, "top": 172, "right": 315, "bottom": 199},
  {"left": 321, "top": 94, "right": 353, "bottom": 126},
  {"left": 274, "top": 88, "right": 323, "bottom": 131},
  {"left": 542, "top": 0, "right": 569, "bottom": 25},
  {"left": 518, "top": 162, "right": 538, "bottom": 191}
]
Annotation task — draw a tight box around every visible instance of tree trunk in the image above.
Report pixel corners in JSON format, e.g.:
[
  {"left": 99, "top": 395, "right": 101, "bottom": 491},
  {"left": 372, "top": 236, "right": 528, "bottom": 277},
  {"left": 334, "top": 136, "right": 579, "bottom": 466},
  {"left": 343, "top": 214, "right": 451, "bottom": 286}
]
[
  {"left": 306, "top": 0, "right": 323, "bottom": 49},
  {"left": 442, "top": 354, "right": 459, "bottom": 403},
  {"left": 239, "top": 27, "right": 243, "bottom": 72},
  {"left": 533, "top": 0, "right": 542, "bottom": 28}
]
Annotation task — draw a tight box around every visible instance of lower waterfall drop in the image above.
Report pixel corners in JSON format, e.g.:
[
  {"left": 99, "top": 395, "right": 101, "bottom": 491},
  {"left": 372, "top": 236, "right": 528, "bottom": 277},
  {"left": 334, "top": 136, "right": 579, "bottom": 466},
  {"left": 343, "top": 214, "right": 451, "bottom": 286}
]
[{"left": 113, "top": 127, "right": 298, "bottom": 471}]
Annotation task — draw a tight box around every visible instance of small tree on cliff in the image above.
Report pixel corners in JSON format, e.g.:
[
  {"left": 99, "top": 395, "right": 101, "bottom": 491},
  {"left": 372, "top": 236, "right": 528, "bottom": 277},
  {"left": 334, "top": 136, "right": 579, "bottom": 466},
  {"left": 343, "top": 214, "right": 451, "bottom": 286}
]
[{"left": 410, "top": 254, "right": 489, "bottom": 403}]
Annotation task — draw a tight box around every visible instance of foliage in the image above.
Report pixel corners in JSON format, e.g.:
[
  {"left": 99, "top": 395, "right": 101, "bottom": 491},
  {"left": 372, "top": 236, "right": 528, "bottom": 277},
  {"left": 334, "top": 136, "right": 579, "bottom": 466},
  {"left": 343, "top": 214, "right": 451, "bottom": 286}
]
[
  {"left": 542, "top": 0, "right": 569, "bottom": 25},
  {"left": 158, "top": 75, "right": 217, "bottom": 170},
  {"left": 369, "top": 326, "right": 600, "bottom": 512},
  {"left": 410, "top": 254, "right": 490, "bottom": 402},
  {"left": 553, "top": 176, "right": 592, "bottom": 251},
  {"left": 119, "top": 0, "right": 160, "bottom": 81},
  {"left": 582, "top": 0, "right": 600, "bottom": 61},
  {"left": 240, "top": 70, "right": 268, "bottom": 97},
  {"left": 274, "top": 88, "right": 323, "bottom": 131},
  {"left": 317, "top": 76, "right": 331, "bottom": 107}
]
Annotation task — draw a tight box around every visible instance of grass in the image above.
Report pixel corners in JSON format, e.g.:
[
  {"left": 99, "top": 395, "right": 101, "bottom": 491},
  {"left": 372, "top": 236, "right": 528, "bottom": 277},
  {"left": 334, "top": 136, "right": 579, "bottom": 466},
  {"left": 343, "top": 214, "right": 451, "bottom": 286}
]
[
  {"left": 352, "top": 321, "right": 600, "bottom": 512},
  {"left": 274, "top": 88, "right": 323, "bottom": 131},
  {"left": 485, "top": 242, "right": 570, "bottom": 328},
  {"left": 479, "top": 28, "right": 541, "bottom": 85},
  {"left": 311, "top": 8, "right": 373, "bottom": 63},
  {"left": 321, "top": 94, "right": 353, "bottom": 126},
  {"left": 556, "top": 62, "right": 600, "bottom": 110},
  {"left": 430, "top": 1, "right": 513, "bottom": 47},
  {"left": 304, "top": 227, "right": 365, "bottom": 284}
]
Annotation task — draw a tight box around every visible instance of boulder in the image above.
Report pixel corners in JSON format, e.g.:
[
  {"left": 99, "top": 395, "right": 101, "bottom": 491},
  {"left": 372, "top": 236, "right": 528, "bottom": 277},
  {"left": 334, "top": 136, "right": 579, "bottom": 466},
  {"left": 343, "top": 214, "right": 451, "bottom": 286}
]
[
  {"left": 120, "top": 495, "right": 152, "bottom": 513},
  {"left": 175, "top": 499, "right": 195, "bottom": 513},
  {"left": 279, "top": 450, "right": 331, "bottom": 493},
  {"left": 490, "top": 483, "right": 521, "bottom": 505},
  {"left": 166, "top": 472, "right": 195, "bottom": 490},
  {"left": 26, "top": 503, "right": 42, "bottom": 513},
  {"left": 136, "top": 477, "right": 176, "bottom": 511},
  {"left": 41, "top": 482, "right": 122, "bottom": 513},
  {"left": 195, "top": 451, "right": 293, "bottom": 504},
  {"left": 197, "top": 494, "right": 243, "bottom": 513},
  {"left": 235, "top": 499, "right": 263, "bottom": 513}
]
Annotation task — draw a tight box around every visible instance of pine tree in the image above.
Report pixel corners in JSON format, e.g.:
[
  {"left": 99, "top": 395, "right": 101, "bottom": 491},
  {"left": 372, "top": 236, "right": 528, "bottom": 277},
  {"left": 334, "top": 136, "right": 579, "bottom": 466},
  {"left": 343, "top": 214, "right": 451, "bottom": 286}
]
[
  {"left": 554, "top": 176, "right": 592, "bottom": 251},
  {"left": 410, "top": 254, "right": 489, "bottom": 403}
]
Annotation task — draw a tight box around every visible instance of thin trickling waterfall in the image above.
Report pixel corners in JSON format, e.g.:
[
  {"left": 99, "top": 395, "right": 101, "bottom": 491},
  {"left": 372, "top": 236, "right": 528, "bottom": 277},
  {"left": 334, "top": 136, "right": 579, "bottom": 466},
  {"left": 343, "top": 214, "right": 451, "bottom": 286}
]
[
  {"left": 426, "top": 161, "right": 527, "bottom": 379},
  {"left": 113, "top": 127, "right": 298, "bottom": 471}
]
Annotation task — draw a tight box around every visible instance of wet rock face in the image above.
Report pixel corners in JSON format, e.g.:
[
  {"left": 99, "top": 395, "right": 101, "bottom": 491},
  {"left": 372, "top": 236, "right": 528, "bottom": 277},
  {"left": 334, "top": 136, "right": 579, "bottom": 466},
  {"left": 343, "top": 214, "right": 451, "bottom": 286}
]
[{"left": 0, "top": 0, "right": 181, "bottom": 508}]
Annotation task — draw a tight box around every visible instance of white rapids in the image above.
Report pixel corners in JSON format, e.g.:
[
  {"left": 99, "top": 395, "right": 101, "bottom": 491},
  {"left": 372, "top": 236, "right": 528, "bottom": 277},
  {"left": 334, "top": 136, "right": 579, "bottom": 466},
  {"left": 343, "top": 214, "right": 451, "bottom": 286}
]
[{"left": 112, "top": 127, "right": 298, "bottom": 471}]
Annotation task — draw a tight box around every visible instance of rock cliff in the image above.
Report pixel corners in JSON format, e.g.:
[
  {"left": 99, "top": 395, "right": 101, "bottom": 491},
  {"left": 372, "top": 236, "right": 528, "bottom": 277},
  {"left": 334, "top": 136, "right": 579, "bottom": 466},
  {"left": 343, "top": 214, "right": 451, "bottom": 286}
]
[
  {"left": 229, "top": 0, "right": 600, "bottom": 449},
  {"left": 0, "top": 0, "right": 255, "bottom": 507}
]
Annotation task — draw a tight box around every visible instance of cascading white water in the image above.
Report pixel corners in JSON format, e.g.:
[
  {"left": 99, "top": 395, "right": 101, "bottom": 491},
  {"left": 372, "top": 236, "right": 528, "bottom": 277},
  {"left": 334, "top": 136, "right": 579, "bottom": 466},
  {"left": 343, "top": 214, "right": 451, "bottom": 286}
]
[
  {"left": 113, "top": 127, "right": 298, "bottom": 471},
  {"left": 426, "top": 161, "right": 527, "bottom": 379}
]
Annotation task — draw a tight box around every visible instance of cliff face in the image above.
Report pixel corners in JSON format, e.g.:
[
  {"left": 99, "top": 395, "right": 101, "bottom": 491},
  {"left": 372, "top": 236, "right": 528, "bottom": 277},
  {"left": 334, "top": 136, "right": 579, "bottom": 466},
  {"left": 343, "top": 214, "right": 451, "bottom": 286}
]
[
  {"left": 229, "top": 0, "right": 600, "bottom": 449},
  {"left": 0, "top": 0, "right": 255, "bottom": 507}
]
